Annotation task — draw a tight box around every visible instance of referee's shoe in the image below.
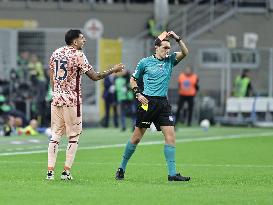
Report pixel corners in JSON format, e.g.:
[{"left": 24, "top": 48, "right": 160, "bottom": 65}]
[
  {"left": 168, "top": 173, "right": 190, "bottom": 181},
  {"left": 115, "top": 168, "right": 125, "bottom": 180}
]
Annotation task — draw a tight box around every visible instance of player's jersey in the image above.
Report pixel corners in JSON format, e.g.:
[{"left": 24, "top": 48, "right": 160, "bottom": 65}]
[
  {"left": 132, "top": 53, "right": 178, "bottom": 97},
  {"left": 49, "top": 46, "right": 92, "bottom": 107}
]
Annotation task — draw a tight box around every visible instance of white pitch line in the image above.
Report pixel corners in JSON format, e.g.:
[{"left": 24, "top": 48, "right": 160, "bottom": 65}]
[{"left": 0, "top": 132, "right": 272, "bottom": 157}]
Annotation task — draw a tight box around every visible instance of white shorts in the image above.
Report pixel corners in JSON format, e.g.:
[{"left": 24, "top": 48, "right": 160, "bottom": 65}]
[{"left": 51, "top": 105, "right": 82, "bottom": 137}]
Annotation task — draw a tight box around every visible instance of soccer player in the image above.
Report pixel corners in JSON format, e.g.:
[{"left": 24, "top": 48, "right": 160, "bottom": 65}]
[
  {"left": 115, "top": 31, "right": 190, "bottom": 181},
  {"left": 46, "top": 29, "right": 124, "bottom": 180}
]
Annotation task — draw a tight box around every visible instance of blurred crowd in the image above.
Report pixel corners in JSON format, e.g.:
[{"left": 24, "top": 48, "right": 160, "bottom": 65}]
[
  {"left": 101, "top": 70, "right": 136, "bottom": 132},
  {"left": 82, "top": 0, "right": 231, "bottom": 4},
  {"left": 0, "top": 51, "right": 138, "bottom": 136},
  {"left": 0, "top": 51, "right": 51, "bottom": 137},
  {"left": 0, "top": 50, "right": 255, "bottom": 137}
]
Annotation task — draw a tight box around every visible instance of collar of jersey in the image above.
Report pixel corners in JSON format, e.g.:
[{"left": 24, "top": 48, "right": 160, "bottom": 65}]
[{"left": 153, "top": 55, "right": 164, "bottom": 61}]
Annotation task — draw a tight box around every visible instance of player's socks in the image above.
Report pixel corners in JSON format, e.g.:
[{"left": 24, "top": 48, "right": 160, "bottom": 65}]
[
  {"left": 48, "top": 139, "right": 60, "bottom": 168},
  {"left": 164, "top": 144, "right": 176, "bottom": 176},
  {"left": 64, "top": 140, "right": 79, "bottom": 168},
  {"left": 120, "top": 140, "right": 137, "bottom": 170}
]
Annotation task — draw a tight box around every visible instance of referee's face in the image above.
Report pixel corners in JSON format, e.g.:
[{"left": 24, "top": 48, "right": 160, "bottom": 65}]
[{"left": 156, "top": 41, "right": 171, "bottom": 59}]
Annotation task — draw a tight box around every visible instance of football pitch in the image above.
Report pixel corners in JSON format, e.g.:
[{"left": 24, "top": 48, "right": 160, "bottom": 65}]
[{"left": 0, "top": 126, "right": 272, "bottom": 205}]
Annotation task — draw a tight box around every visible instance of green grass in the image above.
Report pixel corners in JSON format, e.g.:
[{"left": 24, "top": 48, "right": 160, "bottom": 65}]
[{"left": 0, "top": 127, "right": 272, "bottom": 205}]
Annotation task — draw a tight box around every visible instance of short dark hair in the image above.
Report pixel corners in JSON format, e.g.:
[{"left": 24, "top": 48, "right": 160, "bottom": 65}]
[
  {"left": 65, "top": 29, "right": 82, "bottom": 45},
  {"left": 154, "top": 38, "right": 170, "bottom": 47}
]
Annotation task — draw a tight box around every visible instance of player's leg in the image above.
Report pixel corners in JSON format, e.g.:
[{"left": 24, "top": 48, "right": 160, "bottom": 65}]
[
  {"left": 62, "top": 106, "right": 82, "bottom": 180},
  {"left": 113, "top": 103, "right": 119, "bottom": 128},
  {"left": 157, "top": 98, "right": 190, "bottom": 181},
  {"left": 116, "top": 127, "right": 147, "bottom": 180},
  {"left": 175, "top": 95, "right": 182, "bottom": 124},
  {"left": 161, "top": 126, "right": 190, "bottom": 181},
  {"left": 130, "top": 101, "right": 137, "bottom": 131},
  {"left": 47, "top": 105, "right": 65, "bottom": 180},
  {"left": 121, "top": 127, "right": 147, "bottom": 168},
  {"left": 175, "top": 95, "right": 185, "bottom": 125},
  {"left": 161, "top": 125, "right": 176, "bottom": 176},
  {"left": 187, "top": 96, "right": 194, "bottom": 126},
  {"left": 120, "top": 101, "right": 126, "bottom": 131},
  {"left": 104, "top": 101, "right": 110, "bottom": 127},
  {"left": 47, "top": 134, "right": 61, "bottom": 180},
  {"left": 61, "top": 134, "right": 80, "bottom": 180},
  {"left": 116, "top": 96, "right": 156, "bottom": 180}
]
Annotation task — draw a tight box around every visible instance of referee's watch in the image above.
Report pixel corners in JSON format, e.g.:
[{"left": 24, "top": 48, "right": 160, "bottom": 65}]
[
  {"left": 135, "top": 93, "right": 141, "bottom": 99},
  {"left": 176, "top": 36, "right": 181, "bottom": 42}
]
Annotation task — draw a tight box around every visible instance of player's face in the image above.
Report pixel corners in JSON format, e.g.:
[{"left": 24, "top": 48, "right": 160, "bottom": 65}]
[
  {"left": 74, "top": 34, "right": 86, "bottom": 50},
  {"left": 156, "top": 41, "right": 171, "bottom": 59}
]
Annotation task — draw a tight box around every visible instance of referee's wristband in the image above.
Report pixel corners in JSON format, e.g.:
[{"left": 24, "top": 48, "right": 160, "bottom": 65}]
[
  {"left": 176, "top": 36, "right": 181, "bottom": 43},
  {"left": 132, "top": 87, "right": 141, "bottom": 97}
]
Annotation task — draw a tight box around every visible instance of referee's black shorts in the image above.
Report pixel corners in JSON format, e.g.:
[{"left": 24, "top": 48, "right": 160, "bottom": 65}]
[{"left": 135, "top": 95, "right": 174, "bottom": 131}]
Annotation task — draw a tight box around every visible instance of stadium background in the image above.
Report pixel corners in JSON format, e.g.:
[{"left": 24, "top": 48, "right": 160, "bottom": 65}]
[
  {"left": 0, "top": 1, "right": 273, "bottom": 204},
  {"left": 0, "top": 0, "right": 272, "bottom": 124}
]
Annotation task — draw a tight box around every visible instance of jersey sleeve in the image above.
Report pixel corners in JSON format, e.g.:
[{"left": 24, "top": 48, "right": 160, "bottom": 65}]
[
  {"left": 132, "top": 59, "right": 145, "bottom": 80},
  {"left": 76, "top": 51, "right": 93, "bottom": 74}
]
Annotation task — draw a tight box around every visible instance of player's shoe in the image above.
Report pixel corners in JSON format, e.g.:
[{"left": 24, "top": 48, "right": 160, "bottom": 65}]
[
  {"left": 168, "top": 173, "right": 190, "bottom": 181},
  {"left": 115, "top": 168, "right": 125, "bottom": 180},
  {"left": 61, "top": 170, "right": 73, "bottom": 180},
  {"left": 46, "top": 170, "right": 54, "bottom": 180}
]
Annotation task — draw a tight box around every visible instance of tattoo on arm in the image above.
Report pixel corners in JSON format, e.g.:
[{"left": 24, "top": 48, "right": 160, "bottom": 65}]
[
  {"left": 86, "top": 67, "right": 114, "bottom": 81},
  {"left": 96, "top": 68, "right": 114, "bottom": 80}
]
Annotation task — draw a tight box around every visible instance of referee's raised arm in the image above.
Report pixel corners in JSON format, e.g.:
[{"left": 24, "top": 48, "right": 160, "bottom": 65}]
[{"left": 167, "top": 31, "right": 189, "bottom": 63}]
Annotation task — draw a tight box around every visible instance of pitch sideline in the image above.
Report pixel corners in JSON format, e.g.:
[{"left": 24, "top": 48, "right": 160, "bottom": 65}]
[{"left": 0, "top": 132, "right": 272, "bottom": 157}]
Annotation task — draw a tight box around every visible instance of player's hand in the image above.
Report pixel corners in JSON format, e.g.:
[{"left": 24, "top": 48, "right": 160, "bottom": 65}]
[
  {"left": 136, "top": 93, "right": 149, "bottom": 105},
  {"left": 112, "top": 63, "right": 125, "bottom": 73},
  {"left": 167, "top": 31, "right": 180, "bottom": 41}
]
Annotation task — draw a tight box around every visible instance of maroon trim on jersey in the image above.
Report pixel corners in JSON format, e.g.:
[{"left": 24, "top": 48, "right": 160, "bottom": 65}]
[
  {"left": 76, "top": 69, "right": 81, "bottom": 117},
  {"left": 68, "top": 141, "right": 79, "bottom": 144},
  {"left": 49, "top": 140, "right": 60, "bottom": 145}
]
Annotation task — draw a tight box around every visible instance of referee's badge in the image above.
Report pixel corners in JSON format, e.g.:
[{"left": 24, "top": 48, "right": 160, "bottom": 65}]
[{"left": 169, "top": 116, "right": 174, "bottom": 121}]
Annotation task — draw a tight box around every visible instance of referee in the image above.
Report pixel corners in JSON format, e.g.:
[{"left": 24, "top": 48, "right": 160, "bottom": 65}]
[{"left": 115, "top": 31, "right": 190, "bottom": 181}]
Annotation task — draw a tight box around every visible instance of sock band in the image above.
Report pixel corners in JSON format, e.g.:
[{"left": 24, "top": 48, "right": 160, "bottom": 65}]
[
  {"left": 68, "top": 141, "right": 78, "bottom": 144},
  {"left": 50, "top": 140, "right": 60, "bottom": 145}
]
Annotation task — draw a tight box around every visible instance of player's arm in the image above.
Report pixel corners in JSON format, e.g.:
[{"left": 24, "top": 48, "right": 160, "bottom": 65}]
[
  {"left": 130, "top": 59, "right": 148, "bottom": 104},
  {"left": 77, "top": 51, "right": 124, "bottom": 81},
  {"left": 130, "top": 77, "right": 148, "bottom": 105},
  {"left": 167, "top": 31, "right": 189, "bottom": 62},
  {"left": 85, "top": 63, "right": 124, "bottom": 81}
]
